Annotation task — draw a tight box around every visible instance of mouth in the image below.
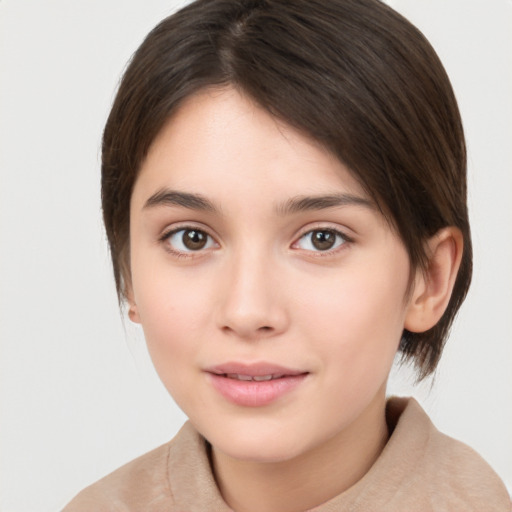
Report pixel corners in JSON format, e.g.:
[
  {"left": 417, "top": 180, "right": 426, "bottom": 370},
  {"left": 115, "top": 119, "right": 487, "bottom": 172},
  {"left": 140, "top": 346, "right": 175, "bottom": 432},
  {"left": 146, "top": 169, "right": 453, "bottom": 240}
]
[
  {"left": 206, "top": 362, "right": 307, "bottom": 378},
  {"left": 205, "top": 362, "right": 309, "bottom": 407},
  {"left": 211, "top": 372, "right": 289, "bottom": 381}
]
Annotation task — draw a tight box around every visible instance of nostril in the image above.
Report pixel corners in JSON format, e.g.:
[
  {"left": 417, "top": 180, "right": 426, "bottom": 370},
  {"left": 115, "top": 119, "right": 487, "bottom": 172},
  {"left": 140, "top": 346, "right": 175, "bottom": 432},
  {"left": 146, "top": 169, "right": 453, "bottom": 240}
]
[{"left": 258, "top": 326, "right": 273, "bottom": 332}]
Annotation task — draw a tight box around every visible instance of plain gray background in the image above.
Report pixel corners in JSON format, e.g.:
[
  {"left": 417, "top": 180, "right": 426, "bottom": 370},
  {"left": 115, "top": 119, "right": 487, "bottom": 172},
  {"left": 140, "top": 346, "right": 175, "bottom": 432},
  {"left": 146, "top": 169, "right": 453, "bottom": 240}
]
[{"left": 1, "top": 1, "right": 510, "bottom": 510}]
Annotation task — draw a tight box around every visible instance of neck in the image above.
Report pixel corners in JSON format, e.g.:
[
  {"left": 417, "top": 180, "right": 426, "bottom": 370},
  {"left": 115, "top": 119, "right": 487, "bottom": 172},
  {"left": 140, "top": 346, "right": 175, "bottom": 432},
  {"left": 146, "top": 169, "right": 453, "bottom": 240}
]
[{"left": 211, "top": 390, "right": 389, "bottom": 512}]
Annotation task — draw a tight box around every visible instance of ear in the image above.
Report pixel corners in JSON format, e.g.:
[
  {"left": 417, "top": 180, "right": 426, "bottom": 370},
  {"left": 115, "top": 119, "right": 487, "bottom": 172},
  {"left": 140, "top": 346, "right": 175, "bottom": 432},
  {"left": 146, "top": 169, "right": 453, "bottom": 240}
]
[
  {"left": 405, "top": 227, "right": 463, "bottom": 333},
  {"left": 125, "top": 284, "right": 141, "bottom": 324}
]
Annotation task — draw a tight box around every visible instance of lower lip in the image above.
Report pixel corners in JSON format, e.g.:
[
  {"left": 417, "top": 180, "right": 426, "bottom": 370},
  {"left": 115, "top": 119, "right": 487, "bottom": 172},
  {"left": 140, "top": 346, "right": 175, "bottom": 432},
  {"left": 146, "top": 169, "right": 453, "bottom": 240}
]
[{"left": 207, "top": 373, "right": 308, "bottom": 407}]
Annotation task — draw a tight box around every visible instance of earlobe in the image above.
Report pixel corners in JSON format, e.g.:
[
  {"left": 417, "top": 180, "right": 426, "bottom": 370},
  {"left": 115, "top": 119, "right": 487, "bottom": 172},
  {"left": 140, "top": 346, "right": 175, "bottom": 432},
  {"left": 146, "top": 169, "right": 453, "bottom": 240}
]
[
  {"left": 125, "top": 285, "right": 141, "bottom": 324},
  {"left": 128, "top": 303, "right": 141, "bottom": 323},
  {"left": 405, "top": 227, "right": 463, "bottom": 333}
]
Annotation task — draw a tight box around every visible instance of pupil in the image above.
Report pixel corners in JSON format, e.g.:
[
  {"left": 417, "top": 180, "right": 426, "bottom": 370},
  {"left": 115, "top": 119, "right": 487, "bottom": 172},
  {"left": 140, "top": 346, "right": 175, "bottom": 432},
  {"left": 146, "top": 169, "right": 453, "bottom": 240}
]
[
  {"left": 183, "top": 230, "right": 207, "bottom": 250},
  {"left": 312, "top": 230, "right": 335, "bottom": 250}
]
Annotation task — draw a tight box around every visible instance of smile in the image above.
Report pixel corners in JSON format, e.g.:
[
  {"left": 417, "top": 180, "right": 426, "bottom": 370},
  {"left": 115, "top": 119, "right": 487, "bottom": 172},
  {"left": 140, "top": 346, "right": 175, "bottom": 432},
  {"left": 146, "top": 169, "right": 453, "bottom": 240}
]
[
  {"left": 205, "top": 362, "right": 309, "bottom": 407},
  {"left": 219, "top": 373, "right": 286, "bottom": 381}
]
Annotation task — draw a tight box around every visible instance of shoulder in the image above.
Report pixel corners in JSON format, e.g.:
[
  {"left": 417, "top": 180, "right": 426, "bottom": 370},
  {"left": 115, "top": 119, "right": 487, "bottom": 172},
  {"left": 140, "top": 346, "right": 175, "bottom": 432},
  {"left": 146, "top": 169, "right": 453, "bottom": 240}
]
[
  {"left": 422, "top": 426, "right": 510, "bottom": 510},
  {"left": 385, "top": 397, "right": 511, "bottom": 511},
  {"left": 62, "top": 421, "right": 231, "bottom": 512},
  {"left": 62, "top": 428, "right": 182, "bottom": 512},
  {"left": 62, "top": 440, "right": 173, "bottom": 512}
]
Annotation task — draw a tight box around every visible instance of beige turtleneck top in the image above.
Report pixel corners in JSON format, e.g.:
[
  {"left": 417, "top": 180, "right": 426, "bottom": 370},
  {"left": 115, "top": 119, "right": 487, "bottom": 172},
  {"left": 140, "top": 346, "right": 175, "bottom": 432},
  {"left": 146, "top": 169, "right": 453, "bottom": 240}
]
[{"left": 63, "top": 397, "right": 511, "bottom": 511}]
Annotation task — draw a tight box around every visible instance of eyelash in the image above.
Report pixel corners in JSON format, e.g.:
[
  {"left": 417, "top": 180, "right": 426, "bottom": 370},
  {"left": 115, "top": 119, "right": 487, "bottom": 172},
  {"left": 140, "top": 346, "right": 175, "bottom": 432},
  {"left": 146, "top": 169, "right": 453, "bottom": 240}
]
[
  {"left": 292, "top": 227, "right": 353, "bottom": 256},
  {"left": 158, "top": 225, "right": 353, "bottom": 258},
  {"left": 159, "top": 225, "right": 218, "bottom": 259}
]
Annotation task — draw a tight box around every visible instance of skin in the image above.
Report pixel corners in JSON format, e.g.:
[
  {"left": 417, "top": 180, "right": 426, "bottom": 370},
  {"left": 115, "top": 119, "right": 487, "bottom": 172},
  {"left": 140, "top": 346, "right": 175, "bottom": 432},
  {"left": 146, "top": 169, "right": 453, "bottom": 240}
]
[{"left": 127, "top": 87, "right": 462, "bottom": 512}]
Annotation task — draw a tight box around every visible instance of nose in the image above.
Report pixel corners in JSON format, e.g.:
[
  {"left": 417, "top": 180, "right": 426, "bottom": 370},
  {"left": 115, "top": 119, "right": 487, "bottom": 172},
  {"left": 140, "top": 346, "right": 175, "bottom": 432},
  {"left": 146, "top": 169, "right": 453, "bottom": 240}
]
[{"left": 216, "top": 249, "right": 289, "bottom": 340}]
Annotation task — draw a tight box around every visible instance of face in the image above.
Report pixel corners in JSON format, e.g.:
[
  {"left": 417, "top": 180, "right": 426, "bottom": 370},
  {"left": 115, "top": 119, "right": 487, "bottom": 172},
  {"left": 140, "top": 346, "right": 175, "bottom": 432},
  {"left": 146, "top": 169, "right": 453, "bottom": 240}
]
[{"left": 129, "top": 88, "right": 415, "bottom": 463}]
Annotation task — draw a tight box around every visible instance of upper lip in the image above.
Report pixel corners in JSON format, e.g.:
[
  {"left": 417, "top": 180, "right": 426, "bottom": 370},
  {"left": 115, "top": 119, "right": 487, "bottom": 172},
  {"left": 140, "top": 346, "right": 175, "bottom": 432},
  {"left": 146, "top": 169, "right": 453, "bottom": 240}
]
[{"left": 205, "top": 362, "right": 307, "bottom": 378}]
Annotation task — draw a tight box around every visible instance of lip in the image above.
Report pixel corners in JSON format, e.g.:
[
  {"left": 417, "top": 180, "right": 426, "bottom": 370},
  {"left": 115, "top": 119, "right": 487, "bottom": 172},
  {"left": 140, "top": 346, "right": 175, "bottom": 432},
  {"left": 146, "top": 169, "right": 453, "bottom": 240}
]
[
  {"left": 204, "top": 362, "right": 309, "bottom": 407},
  {"left": 206, "top": 361, "right": 306, "bottom": 377}
]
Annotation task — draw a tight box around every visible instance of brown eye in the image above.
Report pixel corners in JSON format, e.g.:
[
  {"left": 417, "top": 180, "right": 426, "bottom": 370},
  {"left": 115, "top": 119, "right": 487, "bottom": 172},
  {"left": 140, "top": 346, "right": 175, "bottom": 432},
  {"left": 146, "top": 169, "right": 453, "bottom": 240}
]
[
  {"left": 296, "top": 229, "right": 346, "bottom": 252},
  {"left": 166, "top": 228, "right": 215, "bottom": 252},
  {"left": 312, "top": 230, "right": 336, "bottom": 250},
  {"left": 182, "top": 229, "right": 207, "bottom": 250}
]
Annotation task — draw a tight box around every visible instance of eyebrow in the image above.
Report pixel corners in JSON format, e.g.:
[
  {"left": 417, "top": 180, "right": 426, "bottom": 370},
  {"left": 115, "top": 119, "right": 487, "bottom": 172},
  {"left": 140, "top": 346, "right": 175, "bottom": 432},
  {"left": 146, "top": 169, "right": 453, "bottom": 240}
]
[
  {"left": 143, "top": 188, "right": 374, "bottom": 215},
  {"left": 144, "top": 189, "right": 217, "bottom": 212},
  {"left": 276, "top": 193, "right": 374, "bottom": 215}
]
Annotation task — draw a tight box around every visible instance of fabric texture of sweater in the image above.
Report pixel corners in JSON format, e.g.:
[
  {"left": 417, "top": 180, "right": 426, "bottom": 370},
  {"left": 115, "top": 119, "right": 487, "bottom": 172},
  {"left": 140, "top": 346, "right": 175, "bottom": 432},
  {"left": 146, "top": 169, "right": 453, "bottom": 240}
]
[{"left": 63, "top": 397, "right": 511, "bottom": 511}]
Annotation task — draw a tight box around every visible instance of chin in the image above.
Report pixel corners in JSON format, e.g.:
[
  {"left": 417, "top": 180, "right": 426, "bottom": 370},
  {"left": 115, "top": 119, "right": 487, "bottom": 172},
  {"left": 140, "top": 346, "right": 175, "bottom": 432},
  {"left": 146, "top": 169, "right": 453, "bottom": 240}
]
[
  {"left": 218, "top": 438, "right": 303, "bottom": 463},
  {"left": 201, "top": 419, "right": 311, "bottom": 463}
]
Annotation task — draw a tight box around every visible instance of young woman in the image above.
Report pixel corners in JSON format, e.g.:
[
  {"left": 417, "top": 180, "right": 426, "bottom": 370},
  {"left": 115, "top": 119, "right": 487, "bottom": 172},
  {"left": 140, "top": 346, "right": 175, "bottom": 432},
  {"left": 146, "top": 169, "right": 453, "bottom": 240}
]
[{"left": 64, "top": 0, "right": 510, "bottom": 510}]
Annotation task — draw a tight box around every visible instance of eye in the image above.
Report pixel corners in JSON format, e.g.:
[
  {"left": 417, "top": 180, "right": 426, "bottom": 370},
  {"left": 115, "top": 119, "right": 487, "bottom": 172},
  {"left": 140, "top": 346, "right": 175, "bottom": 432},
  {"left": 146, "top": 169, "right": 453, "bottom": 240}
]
[
  {"left": 295, "top": 229, "right": 347, "bottom": 252},
  {"left": 164, "top": 228, "right": 216, "bottom": 253}
]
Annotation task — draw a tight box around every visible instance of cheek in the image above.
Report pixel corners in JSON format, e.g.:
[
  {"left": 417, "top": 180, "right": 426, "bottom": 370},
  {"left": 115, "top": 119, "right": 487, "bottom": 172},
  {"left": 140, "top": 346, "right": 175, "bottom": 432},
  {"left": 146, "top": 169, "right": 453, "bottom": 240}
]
[
  {"left": 297, "top": 262, "right": 408, "bottom": 373},
  {"left": 135, "top": 283, "right": 209, "bottom": 413},
  {"left": 131, "top": 265, "right": 212, "bottom": 373},
  {"left": 301, "top": 268, "right": 407, "bottom": 332}
]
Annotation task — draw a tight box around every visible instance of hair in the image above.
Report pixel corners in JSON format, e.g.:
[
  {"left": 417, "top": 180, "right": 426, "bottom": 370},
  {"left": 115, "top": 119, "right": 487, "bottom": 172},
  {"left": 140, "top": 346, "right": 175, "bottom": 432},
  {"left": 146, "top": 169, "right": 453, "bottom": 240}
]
[{"left": 101, "top": 0, "right": 472, "bottom": 380}]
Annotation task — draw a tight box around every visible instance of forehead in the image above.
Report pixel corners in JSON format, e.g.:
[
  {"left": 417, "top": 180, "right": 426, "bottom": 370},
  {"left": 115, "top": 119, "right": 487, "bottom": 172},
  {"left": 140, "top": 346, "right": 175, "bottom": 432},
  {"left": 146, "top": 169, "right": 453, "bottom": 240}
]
[{"left": 132, "top": 87, "right": 369, "bottom": 210}]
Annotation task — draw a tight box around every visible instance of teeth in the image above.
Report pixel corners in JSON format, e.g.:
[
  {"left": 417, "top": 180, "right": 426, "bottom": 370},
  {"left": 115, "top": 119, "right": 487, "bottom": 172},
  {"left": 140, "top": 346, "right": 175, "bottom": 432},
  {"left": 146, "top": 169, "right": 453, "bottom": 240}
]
[
  {"left": 227, "top": 373, "right": 252, "bottom": 381},
  {"left": 253, "top": 375, "right": 273, "bottom": 381},
  {"left": 225, "top": 374, "right": 280, "bottom": 381}
]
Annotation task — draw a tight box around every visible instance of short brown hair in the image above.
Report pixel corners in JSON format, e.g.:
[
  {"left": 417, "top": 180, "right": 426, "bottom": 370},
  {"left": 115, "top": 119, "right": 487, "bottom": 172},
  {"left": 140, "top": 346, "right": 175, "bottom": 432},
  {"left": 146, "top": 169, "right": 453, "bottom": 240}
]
[{"left": 102, "top": 0, "right": 472, "bottom": 379}]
